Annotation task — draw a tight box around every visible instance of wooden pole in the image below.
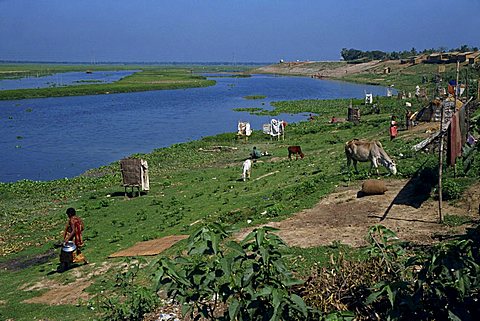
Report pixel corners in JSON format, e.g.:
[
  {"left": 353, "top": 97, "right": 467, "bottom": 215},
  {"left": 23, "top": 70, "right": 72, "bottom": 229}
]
[
  {"left": 438, "top": 102, "right": 445, "bottom": 223},
  {"left": 465, "top": 65, "right": 469, "bottom": 99},
  {"left": 478, "top": 79, "right": 480, "bottom": 102},
  {"left": 453, "top": 60, "right": 460, "bottom": 178}
]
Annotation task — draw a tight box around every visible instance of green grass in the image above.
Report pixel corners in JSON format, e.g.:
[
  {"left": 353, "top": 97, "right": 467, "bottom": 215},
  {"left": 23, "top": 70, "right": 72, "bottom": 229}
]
[
  {"left": 443, "top": 214, "right": 473, "bottom": 227},
  {"left": 244, "top": 95, "right": 266, "bottom": 100}
]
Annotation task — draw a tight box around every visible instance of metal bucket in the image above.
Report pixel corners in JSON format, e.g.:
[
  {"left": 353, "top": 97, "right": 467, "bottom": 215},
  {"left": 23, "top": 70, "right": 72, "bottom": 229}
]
[
  {"left": 60, "top": 241, "right": 76, "bottom": 265},
  {"left": 61, "top": 241, "right": 77, "bottom": 253}
]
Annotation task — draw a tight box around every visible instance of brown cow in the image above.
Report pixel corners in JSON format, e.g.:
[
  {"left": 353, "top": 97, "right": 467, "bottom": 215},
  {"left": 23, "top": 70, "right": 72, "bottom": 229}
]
[
  {"left": 345, "top": 139, "right": 397, "bottom": 175},
  {"left": 288, "top": 146, "right": 304, "bottom": 160}
]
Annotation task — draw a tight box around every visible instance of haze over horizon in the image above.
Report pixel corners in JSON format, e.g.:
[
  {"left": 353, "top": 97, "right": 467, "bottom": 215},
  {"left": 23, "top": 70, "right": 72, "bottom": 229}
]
[{"left": 1, "top": 0, "right": 479, "bottom": 63}]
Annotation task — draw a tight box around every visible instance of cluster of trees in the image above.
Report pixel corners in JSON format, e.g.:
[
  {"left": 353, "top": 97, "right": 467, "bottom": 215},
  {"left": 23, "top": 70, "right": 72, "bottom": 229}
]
[{"left": 340, "top": 45, "right": 480, "bottom": 62}]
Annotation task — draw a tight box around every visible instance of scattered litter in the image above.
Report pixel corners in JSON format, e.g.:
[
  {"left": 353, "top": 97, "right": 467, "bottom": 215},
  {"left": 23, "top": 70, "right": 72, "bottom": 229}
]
[{"left": 157, "top": 313, "right": 179, "bottom": 321}]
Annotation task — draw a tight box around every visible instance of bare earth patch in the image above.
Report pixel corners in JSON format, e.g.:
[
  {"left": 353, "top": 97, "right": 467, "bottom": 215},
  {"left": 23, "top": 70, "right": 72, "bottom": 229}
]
[
  {"left": 237, "top": 179, "right": 479, "bottom": 247},
  {"left": 21, "top": 262, "right": 113, "bottom": 306},
  {"left": 23, "top": 280, "right": 93, "bottom": 305},
  {"left": 254, "top": 60, "right": 384, "bottom": 78}
]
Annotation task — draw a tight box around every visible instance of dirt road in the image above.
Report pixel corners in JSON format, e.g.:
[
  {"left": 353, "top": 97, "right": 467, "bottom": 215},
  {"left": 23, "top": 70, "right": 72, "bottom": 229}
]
[{"left": 237, "top": 179, "right": 479, "bottom": 247}]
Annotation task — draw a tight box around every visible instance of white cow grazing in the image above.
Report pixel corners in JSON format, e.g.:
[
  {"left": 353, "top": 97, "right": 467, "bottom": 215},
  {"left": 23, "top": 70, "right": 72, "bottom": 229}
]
[
  {"left": 242, "top": 159, "right": 252, "bottom": 181},
  {"left": 345, "top": 139, "right": 397, "bottom": 175}
]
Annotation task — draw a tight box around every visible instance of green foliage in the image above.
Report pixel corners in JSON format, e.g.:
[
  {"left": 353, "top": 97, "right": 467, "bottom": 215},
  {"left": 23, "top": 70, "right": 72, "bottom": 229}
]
[
  {"left": 340, "top": 45, "right": 479, "bottom": 62},
  {"left": 233, "top": 107, "right": 264, "bottom": 114},
  {"left": 443, "top": 214, "right": 472, "bottom": 227},
  {"left": 364, "top": 234, "right": 480, "bottom": 321},
  {"left": 442, "top": 178, "right": 462, "bottom": 200},
  {"left": 364, "top": 225, "right": 406, "bottom": 273},
  {"left": 297, "top": 227, "right": 404, "bottom": 319},
  {"left": 266, "top": 203, "right": 285, "bottom": 217},
  {"left": 154, "top": 224, "right": 307, "bottom": 321},
  {"left": 243, "top": 95, "right": 266, "bottom": 100},
  {"left": 95, "top": 258, "right": 158, "bottom": 321}
]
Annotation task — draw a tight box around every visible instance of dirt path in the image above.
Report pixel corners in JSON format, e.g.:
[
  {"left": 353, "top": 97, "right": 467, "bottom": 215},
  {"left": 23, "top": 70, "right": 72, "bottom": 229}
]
[
  {"left": 21, "top": 262, "right": 113, "bottom": 306},
  {"left": 237, "top": 179, "right": 479, "bottom": 247}
]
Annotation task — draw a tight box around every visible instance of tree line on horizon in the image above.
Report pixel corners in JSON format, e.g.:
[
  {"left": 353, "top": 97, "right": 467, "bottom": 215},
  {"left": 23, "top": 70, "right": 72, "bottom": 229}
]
[{"left": 340, "top": 45, "right": 480, "bottom": 62}]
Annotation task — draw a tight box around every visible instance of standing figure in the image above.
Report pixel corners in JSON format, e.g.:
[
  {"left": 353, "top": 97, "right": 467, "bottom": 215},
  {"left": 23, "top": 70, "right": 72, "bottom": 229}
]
[
  {"left": 405, "top": 110, "right": 412, "bottom": 130},
  {"left": 389, "top": 115, "right": 398, "bottom": 141},
  {"left": 60, "top": 207, "right": 87, "bottom": 270}
]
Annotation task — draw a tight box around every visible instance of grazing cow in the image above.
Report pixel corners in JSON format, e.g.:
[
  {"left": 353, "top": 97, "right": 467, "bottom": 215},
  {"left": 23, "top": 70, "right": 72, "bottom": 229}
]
[
  {"left": 242, "top": 159, "right": 252, "bottom": 181},
  {"left": 288, "top": 146, "right": 304, "bottom": 160},
  {"left": 345, "top": 139, "right": 397, "bottom": 175}
]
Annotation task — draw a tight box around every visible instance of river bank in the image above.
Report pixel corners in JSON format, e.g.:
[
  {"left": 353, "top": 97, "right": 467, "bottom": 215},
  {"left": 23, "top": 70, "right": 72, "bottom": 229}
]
[{"left": 252, "top": 59, "right": 463, "bottom": 94}]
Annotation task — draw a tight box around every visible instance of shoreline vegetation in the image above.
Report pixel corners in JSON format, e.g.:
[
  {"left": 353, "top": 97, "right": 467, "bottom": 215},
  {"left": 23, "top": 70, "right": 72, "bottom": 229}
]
[
  {"left": 1, "top": 61, "right": 479, "bottom": 320},
  {"left": 0, "top": 64, "right": 257, "bottom": 100}
]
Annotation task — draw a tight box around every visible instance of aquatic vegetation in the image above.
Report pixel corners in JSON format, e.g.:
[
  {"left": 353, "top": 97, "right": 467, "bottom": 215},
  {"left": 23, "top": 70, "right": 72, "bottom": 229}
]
[{"left": 244, "top": 94, "right": 266, "bottom": 100}]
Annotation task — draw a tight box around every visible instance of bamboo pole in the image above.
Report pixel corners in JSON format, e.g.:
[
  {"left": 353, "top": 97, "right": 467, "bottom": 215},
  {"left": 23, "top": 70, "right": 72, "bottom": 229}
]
[
  {"left": 453, "top": 60, "right": 460, "bottom": 178},
  {"left": 478, "top": 79, "right": 480, "bottom": 102},
  {"left": 438, "top": 102, "right": 445, "bottom": 223}
]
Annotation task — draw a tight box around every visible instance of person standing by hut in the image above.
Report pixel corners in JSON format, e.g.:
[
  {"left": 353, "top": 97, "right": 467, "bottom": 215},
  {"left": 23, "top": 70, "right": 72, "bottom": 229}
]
[{"left": 389, "top": 115, "right": 398, "bottom": 140}]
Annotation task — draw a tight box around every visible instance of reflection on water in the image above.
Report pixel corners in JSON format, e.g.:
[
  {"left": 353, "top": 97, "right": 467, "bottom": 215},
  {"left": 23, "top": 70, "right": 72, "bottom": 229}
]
[
  {"left": 0, "top": 70, "right": 139, "bottom": 90},
  {"left": 0, "top": 74, "right": 390, "bottom": 182}
]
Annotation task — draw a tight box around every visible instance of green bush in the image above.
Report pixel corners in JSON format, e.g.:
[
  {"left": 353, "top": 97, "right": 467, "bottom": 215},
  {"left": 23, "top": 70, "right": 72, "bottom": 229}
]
[
  {"left": 442, "top": 179, "right": 462, "bottom": 200},
  {"left": 443, "top": 214, "right": 472, "bottom": 227},
  {"left": 364, "top": 232, "right": 480, "bottom": 320},
  {"left": 154, "top": 224, "right": 307, "bottom": 321},
  {"left": 95, "top": 259, "right": 158, "bottom": 321}
]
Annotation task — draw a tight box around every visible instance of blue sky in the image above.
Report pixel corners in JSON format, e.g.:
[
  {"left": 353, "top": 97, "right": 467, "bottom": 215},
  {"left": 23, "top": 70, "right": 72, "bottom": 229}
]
[{"left": 1, "top": 0, "right": 479, "bottom": 63}]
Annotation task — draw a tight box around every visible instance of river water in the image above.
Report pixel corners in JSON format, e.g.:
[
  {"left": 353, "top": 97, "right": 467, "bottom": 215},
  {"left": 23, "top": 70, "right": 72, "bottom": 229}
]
[
  {"left": 0, "top": 70, "right": 138, "bottom": 90},
  {"left": 0, "top": 74, "right": 389, "bottom": 182}
]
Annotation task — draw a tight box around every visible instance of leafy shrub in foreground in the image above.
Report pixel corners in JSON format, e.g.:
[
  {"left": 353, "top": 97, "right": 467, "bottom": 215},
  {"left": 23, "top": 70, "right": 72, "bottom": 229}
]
[
  {"left": 365, "top": 233, "right": 480, "bottom": 320},
  {"left": 441, "top": 178, "right": 462, "bottom": 200},
  {"left": 299, "top": 225, "right": 406, "bottom": 319},
  {"left": 95, "top": 258, "right": 158, "bottom": 321},
  {"left": 154, "top": 224, "right": 308, "bottom": 321}
]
